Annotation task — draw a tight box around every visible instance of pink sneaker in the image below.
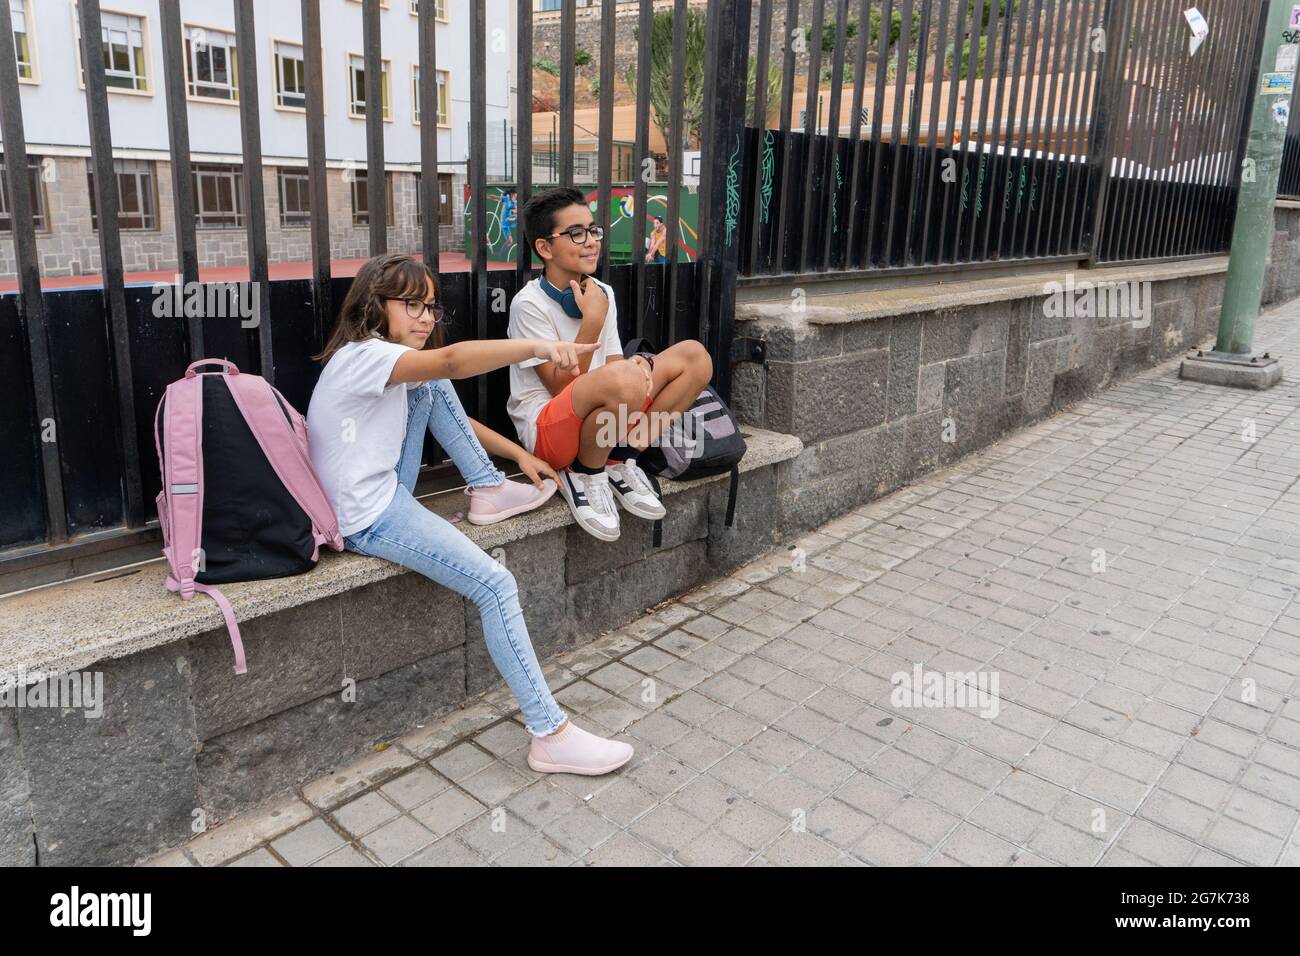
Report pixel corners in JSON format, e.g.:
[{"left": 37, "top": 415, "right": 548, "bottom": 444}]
[
  {"left": 466, "top": 478, "right": 557, "bottom": 526},
  {"left": 527, "top": 722, "right": 635, "bottom": 776}
]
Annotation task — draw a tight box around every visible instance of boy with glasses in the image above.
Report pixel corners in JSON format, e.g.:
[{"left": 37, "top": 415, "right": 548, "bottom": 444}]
[{"left": 506, "top": 187, "right": 714, "bottom": 541}]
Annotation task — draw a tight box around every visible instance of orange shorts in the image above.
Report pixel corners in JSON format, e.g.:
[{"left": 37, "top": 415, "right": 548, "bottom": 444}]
[{"left": 533, "top": 376, "right": 653, "bottom": 471}]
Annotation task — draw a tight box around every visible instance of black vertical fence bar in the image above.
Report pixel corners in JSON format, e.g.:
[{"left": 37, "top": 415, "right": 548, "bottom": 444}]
[
  {"left": 78, "top": 0, "right": 143, "bottom": 528},
  {"left": 1045, "top": 0, "right": 1086, "bottom": 256},
  {"left": 918, "top": 0, "right": 951, "bottom": 265},
  {"left": 798, "top": 0, "right": 826, "bottom": 273},
  {"left": 1170, "top": 0, "right": 1224, "bottom": 256},
  {"left": 698, "top": 0, "right": 752, "bottom": 400},
  {"left": 1083, "top": 0, "right": 1131, "bottom": 264},
  {"left": 1069, "top": 0, "right": 1108, "bottom": 254},
  {"left": 937, "top": 0, "right": 969, "bottom": 262},
  {"left": 0, "top": 0, "right": 67, "bottom": 543},
  {"left": 234, "top": 0, "right": 272, "bottom": 380},
  {"left": 902, "top": 0, "right": 933, "bottom": 265},
  {"left": 559, "top": 0, "right": 576, "bottom": 187},
  {"left": 1033, "top": 0, "right": 1073, "bottom": 257},
  {"left": 1196, "top": 0, "right": 1248, "bottom": 253},
  {"left": 515, "top": 0, "right": 532, "bottom": 281},
  {"left": 1106, "top": 0, "right": 1160, "bottom": 262},
  {"left": 976, "top": 0, "right": 1016, "bottom": 263},
  {"left": 884, "top": 0, "right": 914, "bottom": 266},
  {"left": 665, "top": 0, "right": 688, "bottom": 337},
  {"left": 470, "top": 0, "right": 488, "bottom": 415},
  {"left": 158, "top": 0, "right": 201, "bottom": 360},
  {"left": 1149, "top": 0, "right": 1200, "bottom": 259},
  {"left": 631, "top": 0, "right": 653, "bottom": 337},
  {"left": 362, "top": 0, "right": 386, "bottom": 253},
  {"left": 303, "top": 0, "right": 333, "bottom": 335},
  {"left": 748, "top": 0, "right": 774, "bottom": 273},
  {"left": 596, "top": 0, "right": 616, "bottom": 279},
  {"left": 772, "top": 0, "right": 800, "bottom": 271},
  {"left": 1202, "top": 0, "right": 1250, "bottom": 251},
  {"left": 993, "top": 0, "right": 1034, "bottom": 260},
  {"left": 965, "top": 0, "right": 1001, "bottom": 261},
  {"left": 842, "top": 0, "right": 873, "bottom": 269},
  {"left": 1119, "top": 1, "right": 1176, "bottom": 261},
  {"left": 949, "top": 0, "right": 983, "bottom": 262},
  {"left": 820, "top": 0, "right": 849, "bottom": 269},
  {"left": 1221, "top": 3, "right": 1268, "bottom": 254},
  {"left": 419, "top": 0, "right": 441, "bottom": 273},
  {"left": 1016, "top": 0, "right": 1057, "bottom": 258}
]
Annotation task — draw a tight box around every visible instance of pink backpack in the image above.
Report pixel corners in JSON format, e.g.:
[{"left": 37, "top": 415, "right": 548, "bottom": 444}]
[{"left": 154, "top": 359, "right": 344, "bottom": 673}]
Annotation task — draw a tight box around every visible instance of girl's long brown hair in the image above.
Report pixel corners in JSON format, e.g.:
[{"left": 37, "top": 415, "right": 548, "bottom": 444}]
[{"left": 314, "top": 253, "right": 446, "bottom": 365}]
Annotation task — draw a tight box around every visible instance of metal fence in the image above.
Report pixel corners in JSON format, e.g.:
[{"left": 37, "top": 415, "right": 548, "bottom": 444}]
[
  {"left": 0, "top": 0, "right": 752, "bottom": 587},
  {"left": 1281, "top": 63, "right": 1300, "bottom": 199},
  {"left": 739, "top": 0, "right": 1268, "bottom": 282},
  {"left": 0, "top": 0, "right": 1277, "bottom": 584}
]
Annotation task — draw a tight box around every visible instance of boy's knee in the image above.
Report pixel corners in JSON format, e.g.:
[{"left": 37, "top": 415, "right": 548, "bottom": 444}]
[
  {"left": 604, "top": 360, "right": 649, "bottom": 408},
  {"left": 685, "top": 340, "right": 713, "bottom": 379}
]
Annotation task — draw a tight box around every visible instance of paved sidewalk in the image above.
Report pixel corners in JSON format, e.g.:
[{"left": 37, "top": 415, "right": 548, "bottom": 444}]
[{"left": 148, "top": 301, "right": 1300, "bottom": 868}]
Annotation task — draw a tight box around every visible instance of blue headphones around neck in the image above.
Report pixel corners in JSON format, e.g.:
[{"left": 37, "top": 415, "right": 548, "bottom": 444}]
[{"left": 541, "top": 276, "right": 587, "bottom": 319}]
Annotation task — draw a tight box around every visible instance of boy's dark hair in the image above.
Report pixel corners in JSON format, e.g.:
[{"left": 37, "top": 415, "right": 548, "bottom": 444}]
[{"left": 522, "top": 186, "right": 587, "bottom": 250}]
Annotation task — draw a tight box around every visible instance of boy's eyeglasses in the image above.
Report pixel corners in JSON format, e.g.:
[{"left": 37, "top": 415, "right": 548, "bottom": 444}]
[
  {"left": 389, "top": 298, "right": 446, "bottom": 322},
  {"left": 544, "top": 225, "right": 605, "bottom": 244}
]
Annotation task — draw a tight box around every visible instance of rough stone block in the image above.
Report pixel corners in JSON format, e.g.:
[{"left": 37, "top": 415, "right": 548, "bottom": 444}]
[
  {"left": 569, "top": 539, "right": 710, "bottom": 638},
  {"left": 708, "top": 464, "right": 781, "bottom": 570},
  {"left": 187, "top": 594, "right": 345, "bottom": 742},
  {"left": 921, "top": 308, "right": 976, "bottom": 363},
  {"left": 0, "top": 708, "right": 34, "bottom": 866},
  {"left": 888, "top": 315, "right": 924, "bottom": 421},
  {"left": 565, "top": 485, "right": 709, "bottom": 585},
  {"left": 195, "top": 647, "right": 464, "bottom": 816},
  {"left": 342, "top": 570, "right": 467, "bottom": 683},
  {"left": 766, "top": 349, "right": 889, "bottom": 444},
  {"left": 20, "top": 648, "right": 199, "bottom": 866}
]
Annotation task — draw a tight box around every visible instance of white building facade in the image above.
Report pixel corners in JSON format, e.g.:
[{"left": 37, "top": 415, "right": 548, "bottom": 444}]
[{"left": 0, "top": 0, "right": 517, "bottom": 279}]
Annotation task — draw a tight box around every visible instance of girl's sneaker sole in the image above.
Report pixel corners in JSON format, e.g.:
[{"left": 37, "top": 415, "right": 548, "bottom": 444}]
[
  {"left": 527, "top": 752, "right": 634, "bottom": 775},
  {"left": 465, "top": 485, "right": 557, "bottom": 525}
]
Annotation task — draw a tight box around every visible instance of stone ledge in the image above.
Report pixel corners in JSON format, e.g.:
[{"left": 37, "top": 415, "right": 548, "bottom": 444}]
[
  {"left": 736, "top": 256, "right": 1230, "bottom": 327},
  {"left": 0, "top": 427, "right": 801, "bottom": 689}
]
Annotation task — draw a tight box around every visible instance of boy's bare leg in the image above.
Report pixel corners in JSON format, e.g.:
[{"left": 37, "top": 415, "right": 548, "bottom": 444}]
[{"left": 567, "top": 340, "right": 714, "bottom": 468}]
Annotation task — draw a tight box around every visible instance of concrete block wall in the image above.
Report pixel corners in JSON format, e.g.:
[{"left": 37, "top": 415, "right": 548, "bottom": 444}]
[{"left": 732, "top": 267, "right": 1230, "bottom": 539}]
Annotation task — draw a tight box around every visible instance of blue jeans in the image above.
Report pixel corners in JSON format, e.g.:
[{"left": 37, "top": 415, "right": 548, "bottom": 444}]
[{"left": 344, "top": 380, "right": 568, "bottom": 737}]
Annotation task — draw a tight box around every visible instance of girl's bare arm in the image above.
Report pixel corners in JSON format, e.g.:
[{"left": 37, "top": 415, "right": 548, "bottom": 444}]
[{"left": 388, "top": 338, "right": 597, "bottom": 386}]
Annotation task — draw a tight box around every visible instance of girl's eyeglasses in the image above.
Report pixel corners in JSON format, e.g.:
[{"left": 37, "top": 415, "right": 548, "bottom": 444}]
[{"left": 389, "top": 298, "right": 446, "bottom": 322}]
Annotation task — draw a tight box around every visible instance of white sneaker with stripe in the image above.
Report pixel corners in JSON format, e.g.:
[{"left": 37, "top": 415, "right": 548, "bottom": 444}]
[{"left": 558, "top": 468, "right": 621, "bottom": 541}]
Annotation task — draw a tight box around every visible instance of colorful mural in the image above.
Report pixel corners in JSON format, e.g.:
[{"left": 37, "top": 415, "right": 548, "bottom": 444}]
[{"left": 465, "top": 185, "right": 701, "bottom": 265}]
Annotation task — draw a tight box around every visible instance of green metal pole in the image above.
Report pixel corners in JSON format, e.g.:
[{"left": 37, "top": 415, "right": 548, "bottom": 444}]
[{"left": 1218, "top": 0, "right": 1298, "bottom": 354}]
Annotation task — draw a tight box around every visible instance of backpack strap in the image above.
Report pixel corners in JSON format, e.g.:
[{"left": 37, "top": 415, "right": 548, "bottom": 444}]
[
  {"left": 725, "top": 465, "right": 740, "bottom": 528},
  {"left": 165, "top": 576, "right": 247, "bottom": 674},
  {"left": 222, "top": 373, "right": 344, "bottom": 555},
  {"left": 622, "top": 337, "right": 658, "bottom": 359},
  {"left": 161, "top": 375, "right": 205, "bottom": 600},
  {"left": 647, "top": 473, "right": 663, "bottom": 548}
]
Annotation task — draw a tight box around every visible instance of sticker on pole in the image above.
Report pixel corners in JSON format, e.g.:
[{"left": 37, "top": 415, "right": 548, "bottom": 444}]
[
  {"left": 1274, "top": 98, "right": 1291, "bottom": 128},
  {"left": 1184, "top": 7, "right": 1209, "bottom": 56},
  {"left": 1262, "top": 71, "right": 1295, "bottom": 96},
  {"left": 1292, "top": 5, "right": 1300, "bottom": 29},
  {"left": 1278, "top": 43, "right": 1300, "bottom": 77}
]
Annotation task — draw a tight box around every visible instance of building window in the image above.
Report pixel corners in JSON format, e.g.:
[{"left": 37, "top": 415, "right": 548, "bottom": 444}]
[
  {"left": 351, "top": 169, "right": 394, "bottom": 226},
  {"left": 184, "top": 25, "right": 237, "bottom": 101},
  {"left": 277, "top": 167, "right": 310, "bottom": 227},
  {"left": 410, "top": 0, "right": 449, "bottom": 18},
  {"left": 10, "top": 0, "right": 34, "bottom": 80},
  {"left": 87, "top": 158, "right": 157, "bottom": 231},
  {"left": 77, "top": 8, "right": 150, "bottom": 92},
  {"left": 273, "top": 40, "right": 306, "bottom": 109},
  {"left": 0, "top": 154, "right": 46, "bottom": 232},
  {"left": 192, "top": 163, "right": 243, "bottom": 228},
  {"left": 413, "top": 66, "right": 449, "bottom": 126},
  {"left": 348, "top": 53, "right": 391, "bottom": 120},
  {"left": 414, "top": 171, "right": 454, "bottom": 227}
]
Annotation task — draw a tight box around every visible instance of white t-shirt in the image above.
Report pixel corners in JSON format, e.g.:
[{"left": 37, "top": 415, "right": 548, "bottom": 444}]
[
  {"left": 506, "top": 276, "right": 623, "bottom": 452},
  {"left": 307, "top": 337, "right": 418, "bottom": 537}
]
